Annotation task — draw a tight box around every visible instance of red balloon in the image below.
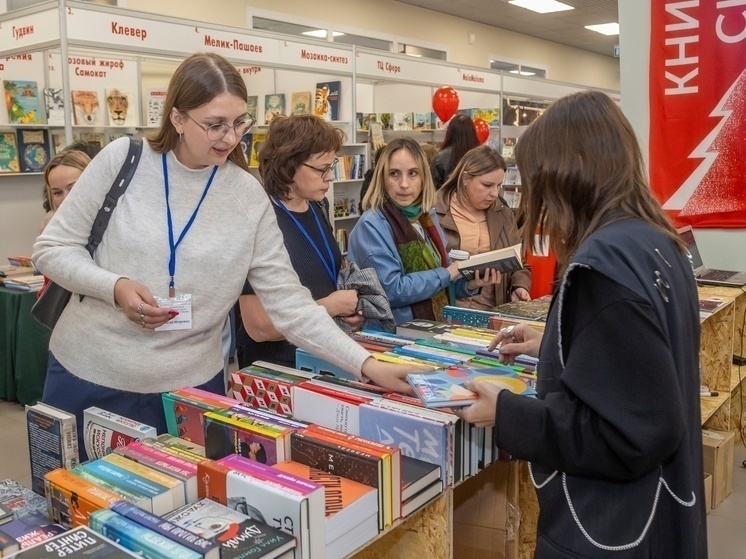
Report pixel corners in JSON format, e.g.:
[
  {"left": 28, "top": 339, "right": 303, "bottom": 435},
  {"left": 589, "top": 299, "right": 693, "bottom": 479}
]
[
  {"left": 473, "top": 118, "right": 490, "bottom": 144},
  {"left": 432, "top": 86, "right": 459, "bottom": 123}
]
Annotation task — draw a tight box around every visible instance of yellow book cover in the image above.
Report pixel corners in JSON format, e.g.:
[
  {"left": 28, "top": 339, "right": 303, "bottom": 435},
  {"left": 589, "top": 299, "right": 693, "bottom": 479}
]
[{"left": 101, "top": 453, "right": 185, "bottom": 509}]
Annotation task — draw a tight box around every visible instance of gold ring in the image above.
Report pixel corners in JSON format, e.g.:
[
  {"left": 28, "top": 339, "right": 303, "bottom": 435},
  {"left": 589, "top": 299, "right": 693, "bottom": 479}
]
[{"left": 137, "top": 301, "right": 144, "bottom": 313}]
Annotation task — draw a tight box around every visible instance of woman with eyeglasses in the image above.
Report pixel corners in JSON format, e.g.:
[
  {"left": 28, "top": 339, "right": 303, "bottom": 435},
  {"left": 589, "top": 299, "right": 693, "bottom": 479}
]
[
  {"left": 235, "top": 114, "right": 363, "bottom": 368},
  {"left": 34, "top": 53, "right": 420, "bottom": 458},
  {"left": 348, "top": 137, "right": 499, "bottom": 329}
]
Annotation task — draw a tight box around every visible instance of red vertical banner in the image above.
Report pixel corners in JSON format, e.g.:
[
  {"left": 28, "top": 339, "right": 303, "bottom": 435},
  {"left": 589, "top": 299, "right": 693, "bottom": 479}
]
[{"left": 649, "top": 2, "right": 746, "bottom": 228}]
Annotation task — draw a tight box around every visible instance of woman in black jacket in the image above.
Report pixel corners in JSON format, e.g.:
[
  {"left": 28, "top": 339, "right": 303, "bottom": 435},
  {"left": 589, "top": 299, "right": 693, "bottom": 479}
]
[{"left": 430, "top": 114, "right": 480, "bottom": 190}]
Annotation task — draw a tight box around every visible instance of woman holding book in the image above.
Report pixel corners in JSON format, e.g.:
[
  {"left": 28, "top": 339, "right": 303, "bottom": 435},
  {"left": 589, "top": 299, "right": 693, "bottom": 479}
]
[
  {"left": 459, "top": 91, "right": 706, "bottom": 558},
  {"left": 347, "top": 137, "right": 499, "bottom": 329},
  {"left": 33, "top": 53, "right": 422, "bottom": 459},
  {"left": 235, "top": 114, "right": 363, "bottom": 368},
  {"left": 430, "top": 114, "right": 480, "bottom": 190},
  {"left": 435, "top": 145, "right": 531, "bottom": 310}
]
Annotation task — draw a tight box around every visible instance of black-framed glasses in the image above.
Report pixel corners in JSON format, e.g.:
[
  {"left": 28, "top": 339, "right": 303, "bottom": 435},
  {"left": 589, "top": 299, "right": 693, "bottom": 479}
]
[
  {"left": 303, "top": 158, "right": 339, "bottom": 179},
  {"left": 183, "top": 112, "right": 255, "bottom": 142}
]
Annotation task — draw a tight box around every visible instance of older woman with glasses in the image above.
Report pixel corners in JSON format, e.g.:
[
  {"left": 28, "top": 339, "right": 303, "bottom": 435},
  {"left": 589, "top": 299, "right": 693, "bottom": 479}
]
[
  {"left": 34, "top": 54, "right": 418, "bottom": 459},
  {"left": 236, "top": 114, "right": 364, "bottom": 368}
]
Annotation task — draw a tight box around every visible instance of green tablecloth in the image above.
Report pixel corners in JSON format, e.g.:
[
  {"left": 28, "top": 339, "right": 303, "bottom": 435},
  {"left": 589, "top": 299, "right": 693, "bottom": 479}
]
[{"left": 0, "top": 286, "right": 50, "bottom": 405}]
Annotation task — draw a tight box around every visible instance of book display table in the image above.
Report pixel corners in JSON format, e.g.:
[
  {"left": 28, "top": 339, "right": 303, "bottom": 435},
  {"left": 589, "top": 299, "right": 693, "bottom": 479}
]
[{"left": 0, "top": 286, "right": 50, "bottom": 405}]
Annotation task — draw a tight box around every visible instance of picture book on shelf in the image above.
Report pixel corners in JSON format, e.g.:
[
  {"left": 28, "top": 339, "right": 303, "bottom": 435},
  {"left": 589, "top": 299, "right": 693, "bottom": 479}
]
[
  {"left": 0, "top": 132, "right": 21, "bottom": 173},
  {"left": 246, "top": 95, "right": 258, "bottom": 122},
  {"left": 43, "top": 87, "right": 65, "bottom": 126},
  {"left": 3, "top": 80, "right": 43, "bottom": 124},
  {"left": 314, "top": 81, "right": 340, "bottom": 121},
  {"left": 467, "top": 108, "right": 500, "bottom": 127},
  {"left": 413, "top": 112, "right": 432, "bottom": 130},
  {"left": 250, "top": 133, "right": 266, "bottom": 167},
  {"left": 291, "top": 91, "right": 312, "bottom": 115},
  {"left": 392, "top": 112, "right": 413, "bottom": 130},
  {"left": 378, "top": 113, "right": 393, "bottom": 130},
  {"left": 71, "top": 90, "right": 104, "bottom": 126},
  {"left": 407, "top": 365, "right": 537, "bottom": 408},
  {"left": 105, "top": 89, "right": 135, "bottom": 127},
  {"left": 457, "top": 243, "right": 523, "bottom": 281},
  {"left": 16, "top": 129, "right": 50, "bottom": 173},
  {"left": 146, "top": 88, "right": 167, "bottom": 127},
  {"left": 264, "top": 94, "right": 285, "bottom": 124}
]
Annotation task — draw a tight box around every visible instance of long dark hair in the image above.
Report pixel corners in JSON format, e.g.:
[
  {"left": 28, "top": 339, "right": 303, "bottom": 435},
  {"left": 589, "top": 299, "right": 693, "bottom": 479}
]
[
  {"left": 440, "top": 114, "right": 480, "bottom": 169},
  {"left": 516, "top": 90, "right": 682, "bottom": 273},
  {"left": 149, "top": 53, "right": 249, "bottom": 172}
]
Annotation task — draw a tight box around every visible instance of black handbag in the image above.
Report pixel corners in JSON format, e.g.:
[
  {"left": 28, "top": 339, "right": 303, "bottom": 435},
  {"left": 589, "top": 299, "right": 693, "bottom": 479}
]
[{"left": 31, "top": 138, "right": 143, "bottom": 330}]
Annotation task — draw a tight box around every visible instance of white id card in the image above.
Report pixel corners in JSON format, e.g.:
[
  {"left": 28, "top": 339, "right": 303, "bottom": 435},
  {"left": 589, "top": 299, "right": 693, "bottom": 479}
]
[{"left": 154, "top": 294, "right": 193, "bottom": 331}]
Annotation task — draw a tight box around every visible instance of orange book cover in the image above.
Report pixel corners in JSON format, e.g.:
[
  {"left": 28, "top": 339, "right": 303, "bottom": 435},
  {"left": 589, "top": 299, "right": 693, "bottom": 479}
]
[
  {"left": 44, "top": 469, "right": 121, "bottom": 528},
  {"left": 196, "top": 459, "right": 229, "bottom": 504}
]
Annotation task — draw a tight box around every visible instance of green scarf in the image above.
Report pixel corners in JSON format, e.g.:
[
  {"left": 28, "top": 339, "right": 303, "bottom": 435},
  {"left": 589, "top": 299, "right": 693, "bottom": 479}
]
[{"left": 381, "top": 198, "right": 449, "bottom": 321}]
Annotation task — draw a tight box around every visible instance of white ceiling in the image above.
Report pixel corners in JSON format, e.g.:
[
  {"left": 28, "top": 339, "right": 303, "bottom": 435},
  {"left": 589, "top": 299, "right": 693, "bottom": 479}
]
[{"left": 395, "top": 0, "right": 620, "bottom": 58}]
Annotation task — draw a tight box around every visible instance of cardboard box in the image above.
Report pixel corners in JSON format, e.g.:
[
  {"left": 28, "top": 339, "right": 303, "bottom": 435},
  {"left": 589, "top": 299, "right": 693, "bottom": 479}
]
[
  {"left": 702, "top": 429, "right": 735, "bottom": 508},
  {"left": 704, "top": 473, "right": 713, "bottom": 514},
  {"left": 453, "top": 460, "right": 519, "bottom": 559}
]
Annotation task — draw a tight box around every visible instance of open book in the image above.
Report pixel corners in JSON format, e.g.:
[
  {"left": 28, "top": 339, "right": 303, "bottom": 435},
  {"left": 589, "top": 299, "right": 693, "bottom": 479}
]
[{"left": 457, "top": 243, "right": 522, "bottom": 281}]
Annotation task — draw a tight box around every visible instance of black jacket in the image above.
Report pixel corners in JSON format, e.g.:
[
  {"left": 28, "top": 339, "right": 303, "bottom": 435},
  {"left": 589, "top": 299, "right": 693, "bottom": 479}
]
[
  {"left": 430, "top": 146, "right": 453, "bottom": 190},
  {"left": 496, "top": 218, "right": 706, "bottom": 558}
]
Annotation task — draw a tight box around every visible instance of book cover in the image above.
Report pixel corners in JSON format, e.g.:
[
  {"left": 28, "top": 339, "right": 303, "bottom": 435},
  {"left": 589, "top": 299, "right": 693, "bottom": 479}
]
[
  {"left": 84, "top": 407, "right": 158, "bottom": 460},
  {"left": 0, "top": 512, "right": 65, "bottom": 551},
  {"left": 401, "top": 455, "right": 442, "bottom": 501},
  {"left": 0, "top": 133, "right": 20, "bottom": 173},
  {"left": 491, "top": 299, "right": 551, "bottom": 321},
  {"left": 44, "top": 468, "right": 122, "bottom": 528},
  {"left": 401, "top": 478, "right": 443, "bottom": 517},
  {"left": 392, "top": 112, "right": 413, "bottom": 130},
  {"left": 16, "top": 128, "right": 50, "bottom": 173},
  {"left": 162, "top": 389, "right": 234, "bottom": 446},
  {"left": 71, "top": 90, "right": 103, "bottom": 126},
  {"left": 114, "top": 441, "right": 197, "bottom": 502},
  {"left": 89, "top": 509, "right": 202, "bottom": 559},
  {"left": 369, "top": 122, "right": 385, "bottom": 150},
  {"left": 105, "top": 89, "right": 135, "bottom": 127},
  {"left": 413, "top": 112, "right": 432, "bottom": 130},
  {"left": 146, "top": 88, "right": 168, "bottom": 127},
  {"left": 229, "top": 367, "right": 300, "bottom": 416},
  {"left": 250, "top": 133, "right": 266, "bottom": 167},
  {"left": 203, "top": 411, "right": 284, "bottom": 465},
  {"left": 378, "top": 113, "right": 392, "bottom": 130},
  {"left": 457, "top": 243, "right": 523, "bottom": 280},
  {"left": 290, "top": 91, "right": 311, "bottom": 115},
  {"left": 314, "top": 81, "right": 340, "bottom": 121},
  {"left": 0, "top": 504, "right": 11, "bottom": 526},
  {"left": 263, "top": 94, "right": 285, "bottom": 125},
  {"left": 469, "top": 108, "right": 500, "bottom": 127},
  {"left": 407, "top": 365, "right": 536, "bottom": 409},
  {"left": 143, "top": 433, "right": 206, "bottom": 458},
  {"left": 102, "top": 453, "right": 186, "bottom": 509},
  {"left": 3, "top": 80, "right": 43, "bottom": 124},
  {"left": 273, "top": 461, "right": 378, "bottom": 548},
  {"left": 71, "top": 465, "right": 155, "bottom": 513},
  {"left": 26, "top": 402, "right": 79, "bottom": 495},
  {"left": 291, "top": 384, "right": 369, "bottom": 433},
  {"left": 164, "top": 499, "right": 296, "bottom": 559},
  {"left": 11, "top": 525, "right": 139, "bottom": 558},
  {"left": 197, "top": 460, "right": 318, "bottom": 559},
  {"left": 0, "top": 480, "right": 48, "bottom": 521},
  {"left": 109, "top": 501, "right": 219, "bottom": 559},
  {"left": 43, "top": 88, "right": 65, "bottom": 126},
  {"left": 243, "top": 95, "right": 257, "bottom": 123}
]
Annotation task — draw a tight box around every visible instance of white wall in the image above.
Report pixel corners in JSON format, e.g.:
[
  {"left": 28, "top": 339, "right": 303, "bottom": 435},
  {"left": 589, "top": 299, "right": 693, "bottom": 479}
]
[{"left": 619, "top": 0, "right": 746, "bottom": 270}]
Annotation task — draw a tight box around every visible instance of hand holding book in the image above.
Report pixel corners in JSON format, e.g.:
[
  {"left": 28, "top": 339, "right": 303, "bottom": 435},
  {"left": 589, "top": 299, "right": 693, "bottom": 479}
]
[
  {"left": 456, "top": 381, "right": 501, "bottom": 427},
  {"left": 488, "top": 323, "right": 543, "bottom": 365}
]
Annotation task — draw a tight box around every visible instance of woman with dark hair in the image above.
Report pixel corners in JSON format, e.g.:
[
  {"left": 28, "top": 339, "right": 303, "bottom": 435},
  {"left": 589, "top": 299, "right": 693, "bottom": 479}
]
[
  {"left": 348, "top": 137, "right": 498, "bottom": 328},
  {"left": 40, "top": 148, "right": 91, "bottom": 233},
  {"left": 34, "top": 53, "right": 419, "bottom": 459},
  {"left": 430, "top": 114, "right": 480, "bottom": 190},
  {"left": 435, "top": 145, "right": 531, "bottom": 309},
  {"left": 236, "top": 115, "right": 363, "bottom": 368},
  {"left": 460, "top": 91, "right": 705, "bottom": 558}
]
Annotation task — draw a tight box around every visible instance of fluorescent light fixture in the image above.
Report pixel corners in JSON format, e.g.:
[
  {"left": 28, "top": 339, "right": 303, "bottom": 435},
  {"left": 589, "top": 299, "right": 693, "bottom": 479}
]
[
  {"left": 509, "top": 70, "right": 536, "bottom": 76},
  {"left": 509, "top": 0, "right": 574, "bottom": 14},
  {"left": 585, "top": 22, "right": 619, "bottom": 36},
  {"left": 301, "top": 29, "right": 345, "bottom": 38}
]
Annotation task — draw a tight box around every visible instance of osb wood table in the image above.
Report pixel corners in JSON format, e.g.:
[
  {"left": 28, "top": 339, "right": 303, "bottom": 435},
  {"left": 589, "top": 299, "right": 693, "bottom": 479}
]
[{"left": 698, "top": 284, "right": 746, "bottom": 361}]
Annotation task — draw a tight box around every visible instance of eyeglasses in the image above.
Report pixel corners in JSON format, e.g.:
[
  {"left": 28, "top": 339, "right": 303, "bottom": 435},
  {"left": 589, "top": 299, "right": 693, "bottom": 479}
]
[
  {"left": 303, "top": 158, "right": 339, "bottom": 179},
  {"left": 182, "top": 112, "right": 255, "bottom": 142}
]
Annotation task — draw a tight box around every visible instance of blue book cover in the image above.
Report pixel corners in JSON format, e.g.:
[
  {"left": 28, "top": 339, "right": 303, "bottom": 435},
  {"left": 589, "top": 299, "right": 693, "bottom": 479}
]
[
  {"left": 16, "top": 128, "right": 51, "bottom": 173},
  {"left": 109, "top": 501, "right": 218, "bottom": 558},
  {"left": 80, "top": 460, "right": 173, "bottom": 515},
  {"left": 0, "top": 513, "right": 65, "bottom": 550},
  {"left": 407, "top": 365, "right": 537, "bottom": 409},
  {"left": 3, "top": 80, "right": 43, "bottom": 124},
  {"left": 89, "top": 509, "right": 201, "bottom": 559},
  {"left": 359, "top": 402, "right": 449, "bottom": 486}
]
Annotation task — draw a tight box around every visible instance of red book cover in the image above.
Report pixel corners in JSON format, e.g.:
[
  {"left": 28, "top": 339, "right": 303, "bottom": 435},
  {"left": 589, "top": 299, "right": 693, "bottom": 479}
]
[
  {"left": 296, "top": 381, "right": 372, "bottom": 406},
  {"left": 229, "top": 369, "right": 295, "bottom": 416},
  {"left": 196, "top": 460, "right": 229, "bottom": 505}
]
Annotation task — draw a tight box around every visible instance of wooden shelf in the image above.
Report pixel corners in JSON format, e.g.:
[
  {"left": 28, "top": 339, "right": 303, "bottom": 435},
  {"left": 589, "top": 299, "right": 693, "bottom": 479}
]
[{"left": 701, "top": 392, "right": 730, "bottom": 425}]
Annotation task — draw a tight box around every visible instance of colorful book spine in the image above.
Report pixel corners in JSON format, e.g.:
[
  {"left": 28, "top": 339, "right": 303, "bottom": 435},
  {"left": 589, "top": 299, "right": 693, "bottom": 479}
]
[
  {"left": 140, "top": 436, "right": 206, "bottom": 463},
  {"left": 44, "top": 469, "right": 122, "bottom": 528},
  {"left": 26, "top": 404, "right": 79, "bottom": 495},
  {"left": 71, "top": 466, "right": 153, "bottom": 513},
  {"left": 114, "top": 442, "right": 197, "bottom": 502},
  {"left": 109, "top": 501, "right": 218, "bottom": 558},
  {"left": 217, "top": 454, "right": 322, "bottom": 496},
  {"left": 102, "top": 453, "right": 186, "bottom": 509},
  {"left": 202, "top": 411, "right": 284, "bottom": 465},
  {"left": 90, "top": 509, "right": 202, "bottom": 559},
  {"left": 84, "top": 407, "right": 158, "bottom": 460}
]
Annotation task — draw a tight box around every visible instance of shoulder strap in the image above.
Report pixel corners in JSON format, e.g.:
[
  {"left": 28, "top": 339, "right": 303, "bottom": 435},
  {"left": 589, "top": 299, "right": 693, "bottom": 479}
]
[
  {"left": 86, "top": 138, "right": 143, "bottom": 256},
  {"left": 315, "top": 198, "right": 333, "bottom": 231}
]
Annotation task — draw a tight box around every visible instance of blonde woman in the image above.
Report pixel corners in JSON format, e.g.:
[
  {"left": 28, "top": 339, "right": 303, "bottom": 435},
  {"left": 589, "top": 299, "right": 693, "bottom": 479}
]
[{"left": 40, "top": 148, "right": 91, "bottom": 233}]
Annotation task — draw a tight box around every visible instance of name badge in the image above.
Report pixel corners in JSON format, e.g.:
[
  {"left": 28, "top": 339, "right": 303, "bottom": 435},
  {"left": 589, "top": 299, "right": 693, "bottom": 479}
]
[{"left": 154, "top": 294, "right": 193, "bottom": 331}]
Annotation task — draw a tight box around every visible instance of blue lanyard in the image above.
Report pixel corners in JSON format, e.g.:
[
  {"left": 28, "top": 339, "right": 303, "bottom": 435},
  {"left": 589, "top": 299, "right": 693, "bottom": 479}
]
[
  {"left": 163, "top": 153, "right": 218, "bottom": 296},
  {"left": 273, "top": 197, "right": 337, "bottom": 286}
]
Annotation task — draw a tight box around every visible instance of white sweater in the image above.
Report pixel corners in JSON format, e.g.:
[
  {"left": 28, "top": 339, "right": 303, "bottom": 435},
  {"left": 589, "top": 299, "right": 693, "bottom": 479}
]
[{"left": 33, "top": 138, "right": 369, "bottom": 392}]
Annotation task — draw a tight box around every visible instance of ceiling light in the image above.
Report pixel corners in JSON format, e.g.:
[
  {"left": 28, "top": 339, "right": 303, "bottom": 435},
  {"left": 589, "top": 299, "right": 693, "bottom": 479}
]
[
  {"left": 585, "top": 23, "right": 619, "bottom": 36},
  {"left": 301, "top": 30, "right": 346, "bottom": 38},
  {"left": 509, "top": 70, "right": 536, "bottom": 76},
  {"left": 508, "top": 0, "right": 574, "bottom": 14}
]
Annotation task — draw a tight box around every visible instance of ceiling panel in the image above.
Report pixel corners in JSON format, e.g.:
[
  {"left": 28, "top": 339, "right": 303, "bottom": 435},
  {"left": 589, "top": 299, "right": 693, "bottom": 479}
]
[{"left": 396, "top": 0, "right": 619, "bottom": 57}]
